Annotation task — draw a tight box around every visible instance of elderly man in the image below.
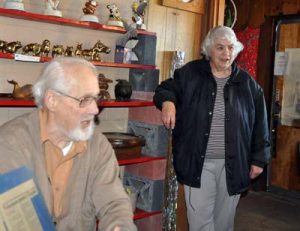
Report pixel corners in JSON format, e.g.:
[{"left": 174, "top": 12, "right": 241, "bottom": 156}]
[{"left": 0, "top": 57, "right": 136, "bottom": 231}]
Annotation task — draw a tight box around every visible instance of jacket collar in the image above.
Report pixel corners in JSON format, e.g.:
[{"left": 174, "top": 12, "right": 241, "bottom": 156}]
[{"left": 200, "top": 59, "right": 244, "bottom": 83}]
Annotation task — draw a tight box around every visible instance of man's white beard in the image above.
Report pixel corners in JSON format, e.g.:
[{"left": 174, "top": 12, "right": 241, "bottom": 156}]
[{"left": 68, "top": 121, "right": 95, "bottom": 141}]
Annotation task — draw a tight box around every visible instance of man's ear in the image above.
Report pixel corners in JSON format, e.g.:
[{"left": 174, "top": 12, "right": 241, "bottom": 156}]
[{"left": 44, "top": 90, "right": 57, "bottom": 111}]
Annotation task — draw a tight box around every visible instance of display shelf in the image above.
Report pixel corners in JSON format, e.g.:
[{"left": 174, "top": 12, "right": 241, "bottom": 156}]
[
  {"left": 120, "top": 156, "right": 164, "bottom": 221},
  {"left": 0, "top": 95, "right": 154, "bottom": 107},
  {"left": 134, "top": 208, "right": 161, "bottom": 220},
  {"left": 0, "top": 53, "right": 156, "bottom": 69},
  {"left": 0, "top": 8, "right": 156, "bottom": 36},
  {"left": 100, "top": 99, "right": 154, "bottom": 107},
  {"left": 118, "top": 156, "right": 165, "bottom": 166}
]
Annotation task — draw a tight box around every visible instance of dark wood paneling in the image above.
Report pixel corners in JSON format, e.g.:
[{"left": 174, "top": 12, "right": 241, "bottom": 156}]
[
  {"left": 234, "top": 0, "right": 300, "bottom": 28},
  {"left": 271, "top": 125, "right": 300, "bottom": 191}
]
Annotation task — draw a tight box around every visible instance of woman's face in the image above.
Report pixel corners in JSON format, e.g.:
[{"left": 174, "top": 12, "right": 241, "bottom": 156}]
[{"left": 209, "top": 37, "right": 235, "bottom": 72}]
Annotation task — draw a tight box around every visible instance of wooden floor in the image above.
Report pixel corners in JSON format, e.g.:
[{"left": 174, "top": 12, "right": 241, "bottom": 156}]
[{"left": 235, "top": 189, "right": 300, "bottom": 231}]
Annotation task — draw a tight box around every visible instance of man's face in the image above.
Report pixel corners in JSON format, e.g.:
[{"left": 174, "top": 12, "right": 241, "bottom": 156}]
[
  {"left": 209, "top": 37, "right": 235, "bottom": 71},
  {"left": 53, "top": 66, "right": 100, "bottom": 141}
]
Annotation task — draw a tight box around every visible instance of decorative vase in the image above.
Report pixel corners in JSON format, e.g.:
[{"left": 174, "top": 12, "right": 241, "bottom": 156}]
[{"left": 114, "top": 79, "right": 132, "bottom": 101}]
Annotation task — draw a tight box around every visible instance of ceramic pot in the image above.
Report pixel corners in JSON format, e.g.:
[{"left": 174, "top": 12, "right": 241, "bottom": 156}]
[
  {"left": 103, "top": 132, "right": 145, "bottom": 160},
  {"left": 114, "top": 79, "right": 132, "bottom": 101}
]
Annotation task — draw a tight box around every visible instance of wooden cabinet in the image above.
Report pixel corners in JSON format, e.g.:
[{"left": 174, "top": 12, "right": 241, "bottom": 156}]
[{"left": 0, "top": 5, "right": 163, "bottom": 221}]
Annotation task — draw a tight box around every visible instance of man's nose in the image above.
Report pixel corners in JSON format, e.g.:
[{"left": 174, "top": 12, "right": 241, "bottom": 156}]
[{"left": 88, "top": 100, "right": 99, "bottom": 115}]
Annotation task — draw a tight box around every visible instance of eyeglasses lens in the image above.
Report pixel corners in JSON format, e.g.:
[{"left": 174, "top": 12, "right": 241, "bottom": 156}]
[{"left": 79, "top": 96, "right": 99, "bottom": 107}]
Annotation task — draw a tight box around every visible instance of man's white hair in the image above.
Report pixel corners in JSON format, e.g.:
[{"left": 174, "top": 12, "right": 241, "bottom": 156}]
[{"left": 33, "top": 57, "right": 97, "bottom": 107}]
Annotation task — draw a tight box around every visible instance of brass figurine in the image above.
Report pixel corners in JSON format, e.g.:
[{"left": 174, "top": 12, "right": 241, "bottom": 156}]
[
  {"left": 107, "top": 4, "right": 124, "bottom": 28},
  {"left": 4, "top": 41, "right": 22, "bottom": 54},
  {"left": 73, "top": 40, "right": 110, "bottom": 61},
  {"left": 51, "top": 44, "right": 64, "bottom": 57},
  {"left": 0, "top": 40, "right": 7, "bottom": 53},
  {"left": 131, "top": 0, "right": 148, "bottom": 30},
  {"left": 98, "top": 73, "right": 113, "bottom": 100},
  {"left": 74, "top": 43, "right": 83, "bottom": 57},
  {"left": 22, "top": 39, "right": 51, "bottom": 57},
  {"left": 91, "top": 40, "right": 111, "bottom": 61},
  {"left": 64, "top": 46, "right": 74, "bottom": 57},
  {"left": 81, "top": 0, "right": 99, "bottom": 23},
  {"left": 7, "top": 80, "right": 33, "bottom": 99},
  {"left": 83, "top": 0, "right": 98, "bottom": 15}
]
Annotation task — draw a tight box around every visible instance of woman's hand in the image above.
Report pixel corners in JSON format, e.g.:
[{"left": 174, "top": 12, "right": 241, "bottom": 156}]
[
  {"left": 162, "top": 101, "right": 176, "bottom": 129},
  {"left": 249, "top": 165, "right": 263, "bottom": 179}
]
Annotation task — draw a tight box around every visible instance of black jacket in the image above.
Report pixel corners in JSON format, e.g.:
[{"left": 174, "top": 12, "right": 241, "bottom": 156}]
[{"left": 153, "top": 59, "right": 270, "bottom": 195}]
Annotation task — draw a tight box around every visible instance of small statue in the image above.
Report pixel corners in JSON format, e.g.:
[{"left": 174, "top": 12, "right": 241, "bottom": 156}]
[
  {"left": 114, "top": 79, "right": 132, "bottom": 101},
  {"left": 91, "top": 40, "right": 111, "bottom": 61},
  {"left": 74, "top": 43, "right": 83, "bottom": 57},
  {"left": 106, "top": 4, "right": 124, "bottom": 28},
  {"left": 51, "top": 44, "right": 64, "bottom": 57},
  {"left": 4, "top": 41, "right": 22, "bottom": 54},
  {"left": 115, "top": 21, "right": 138, "bottom": 64},
  {"left": 0, "top": 40, "right": 8, "bottom": 53},
  {"left": 22, "top": 39, "right": 51, "bottom": 57},
  {"left": 81, "top": 47, "right": 93, "bottom": 60},
  {"left": 98, "top": 73, "right": 113, "bottom": 100},
  {"left": 80, "top": 0, "right": 99, "bottom": 23},
  {"left": 7, "top": 80, "right": 33, "bottom": 99},
  {"left": 76, "top": 41, "right": 111, "bottom": 61},
  {"left": 170, "top": 51, "right": 185, "bottom": 79},
  {"left": 131, "top": 0, "right": 148, "bottom": 30},
  {"left": 64, "top": 46, "right": 74, "bottom": 57},
  {"left": 44, "top": 0, "right": 62, "bottom": 17},
  {"left": 41, "top": 39, "right": 51, "bottom": 56},
  {"left": 4, "top": 0, "right": 25, "bottom": 11}
]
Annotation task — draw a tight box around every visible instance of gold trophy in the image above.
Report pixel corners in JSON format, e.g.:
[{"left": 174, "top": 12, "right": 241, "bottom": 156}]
[
  {"left": 44, "top": 0, "right": 62, "bottom": 17},
  {"left": 3, "top": 0, "right": 25, "bottom": 11},
  {"left": 80, "top": 0, "right": 99, "bottom": 23},
  {"left": 106, "top": 4, "right": 124, "bottom": 28}
]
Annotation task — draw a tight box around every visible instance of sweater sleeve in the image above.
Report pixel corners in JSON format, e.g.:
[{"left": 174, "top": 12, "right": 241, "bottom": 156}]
[{"left": 92, "top": 135, "right": 137, "bottom": 231}]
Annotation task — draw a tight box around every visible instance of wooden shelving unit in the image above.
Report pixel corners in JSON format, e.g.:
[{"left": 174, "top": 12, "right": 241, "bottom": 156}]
[
  {"left": 0, "top": 8, "right": 156, "bottom": 36},
  {"left": 118, "top": 156, "right": 165, "bottom": 166},
  {"left": 0, "top": 7, "right": 161, "bottom": 222},
  {"left": 0, "top": 53, "right": 156, "bottom": 69},
  {"left": 119, "top": 156, "right": 164, "bottom": 219},
  {"left": 0, "top": 95, "right": 154, "bottom": 107},
  {"left": 134, "top": 208, "right": 161, "bottom": 220}
]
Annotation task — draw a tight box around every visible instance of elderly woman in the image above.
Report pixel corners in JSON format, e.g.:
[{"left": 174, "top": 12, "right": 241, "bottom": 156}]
[{"left": 153, "top": 26, "right": 270, "bottom": 231}]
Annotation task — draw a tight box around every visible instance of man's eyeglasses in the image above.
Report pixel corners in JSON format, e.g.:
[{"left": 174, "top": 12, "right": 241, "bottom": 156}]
[{"left": 53, "top": 90, "right": 100, "bottom": 108}]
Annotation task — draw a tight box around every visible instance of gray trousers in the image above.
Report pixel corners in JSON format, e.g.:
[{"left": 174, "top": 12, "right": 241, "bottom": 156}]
[{"left": 184, "top": 158, "right": 240, "bottom": 231}]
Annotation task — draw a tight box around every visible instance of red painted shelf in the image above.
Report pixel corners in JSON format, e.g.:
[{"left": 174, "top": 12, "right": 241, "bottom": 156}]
[
  {"left": 99, "top": 99, "right": 154, "bottom": 107},
  {"left": 0, "top": 53, "right": 156, "bottom": 69},
  {"left": 134, "top": 208, "right": 161, "bottom": 220},
  {"left": 0, "top": 96, "right": 154, "bottom": 107},
  {"left": 0, "top": 8, "right": 156, "bottom": 36},
  {"left": 118, "top": 156, "right": 165, "bottom": 166}
]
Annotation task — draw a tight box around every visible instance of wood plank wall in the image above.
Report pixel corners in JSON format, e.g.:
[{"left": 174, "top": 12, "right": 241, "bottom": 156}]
[
  {"left": 147, "top": 0, "right": 202, "bottom": 82},
  {"left": 233, "top": 0, "right": 300, "bottom": 192},
  {"left": 234, "top": 0, "right": 300, "bottom": 30}
]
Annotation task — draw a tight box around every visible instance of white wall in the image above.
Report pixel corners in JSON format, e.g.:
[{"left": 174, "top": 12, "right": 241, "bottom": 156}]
[{"left": 0, "top": 0, "right": 143, "bottom": 131}]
